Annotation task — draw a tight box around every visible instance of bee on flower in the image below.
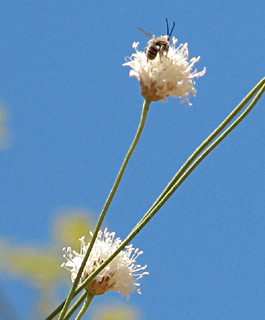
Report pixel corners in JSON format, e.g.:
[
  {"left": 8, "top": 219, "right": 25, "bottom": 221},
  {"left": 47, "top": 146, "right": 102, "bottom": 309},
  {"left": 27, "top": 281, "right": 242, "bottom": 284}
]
[
  {"left": 137, "top": 19, "right": 175, "bottom": 61},
  {"left": 123, "top": 21, "right": 206, "bottom": 105}
]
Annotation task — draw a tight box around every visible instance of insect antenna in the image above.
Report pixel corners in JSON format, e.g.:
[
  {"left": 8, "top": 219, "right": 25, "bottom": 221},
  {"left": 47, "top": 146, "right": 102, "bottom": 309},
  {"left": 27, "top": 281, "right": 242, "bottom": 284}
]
[
  {"left": 169, "top": 22, "right": 175, "bottom": 39},
  {"left": 165, "top": 18, "right": 169, "bottom": 36},
  {"left": 165, "top": 18, "right": 175, "bottom": 40}
]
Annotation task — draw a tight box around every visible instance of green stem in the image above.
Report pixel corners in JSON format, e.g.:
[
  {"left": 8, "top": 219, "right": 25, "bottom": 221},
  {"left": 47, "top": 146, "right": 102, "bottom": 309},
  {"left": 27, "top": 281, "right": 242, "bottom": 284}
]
[
  {"left": 136, "top": 78, "right": 265, "bottom": 229},
  {"left": 55, "top": 99, "right": 151, "bottom": 320},
  {"left": 74, "top": 292, "right": 94, "bottom": 320},
  {"left": 64, "top": 292, "right": 87, "bottom": 320},
  {"left": 46, "top": 77, "right": 264, "bottom": 319},
  {"left": 77, "top": 77, "right": 265, "bottom": 292},
  {"left": 45, "top": 301, "right": 65, "bottom": 320},
  {"left": 142, "top": 76, "right": 265, "bottom": 220}
]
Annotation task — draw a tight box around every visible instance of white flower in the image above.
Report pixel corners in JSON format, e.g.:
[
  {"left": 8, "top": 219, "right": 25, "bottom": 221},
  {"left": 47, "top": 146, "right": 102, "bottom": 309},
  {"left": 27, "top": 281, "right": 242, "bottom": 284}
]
[
  {"left": 62, "top": 228, "right": 148, "bottom": 299},
  {"left": 123, "top": 37, "right": 206, "bottom": 105}
]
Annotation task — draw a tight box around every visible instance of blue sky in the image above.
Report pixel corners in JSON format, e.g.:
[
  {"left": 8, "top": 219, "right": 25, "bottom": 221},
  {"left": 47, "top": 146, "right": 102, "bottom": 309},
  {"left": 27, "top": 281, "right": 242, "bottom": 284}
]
[{"left": 0, "top": 1, "right": 265, "bottom": 319}]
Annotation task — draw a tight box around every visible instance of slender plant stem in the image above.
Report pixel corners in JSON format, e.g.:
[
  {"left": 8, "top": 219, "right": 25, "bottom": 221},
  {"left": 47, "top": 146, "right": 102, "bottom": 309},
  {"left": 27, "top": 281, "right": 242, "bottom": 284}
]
[
  {"left": 55, "top": 98, "right": 151, "bottom": 320},
  {"left": 142, "top": 76, "right": 265, "bottom": 221},
  {"left": 76, "top": 77, "right": 265, "bottom": 292},
  {"left": 74, "top": 293, "right": 94, "bottom": 320},
  {"left": 46, "top": 77, "right": 264, "bottom": 319},
  {"left": 64, "top": 292, "right": 87, "bottom": 320},
  {"left": 45, "top": 287, "right": 84, "bottom": 320},
  {"left": 136, "top": 79, "right": 265, "bottom": 228},
  {"left": 45, "top": 301, "right": 65, "bottom": 320}
]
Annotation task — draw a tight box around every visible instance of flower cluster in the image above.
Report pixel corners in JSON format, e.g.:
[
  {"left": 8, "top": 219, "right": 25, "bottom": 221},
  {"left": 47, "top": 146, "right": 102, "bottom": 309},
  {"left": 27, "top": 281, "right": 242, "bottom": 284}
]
[
  {"left": 123, "top": 37, "right": 206, "bottom": 105},
  {"left": 62, "top": 228, "right": 148, "bottom": 299}
]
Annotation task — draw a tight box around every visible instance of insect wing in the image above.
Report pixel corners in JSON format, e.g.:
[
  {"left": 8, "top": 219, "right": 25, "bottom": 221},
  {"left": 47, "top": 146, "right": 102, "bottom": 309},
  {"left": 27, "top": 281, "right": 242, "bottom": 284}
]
[{"left": 137, "top": 27, "right": 153, "bottom": 38}]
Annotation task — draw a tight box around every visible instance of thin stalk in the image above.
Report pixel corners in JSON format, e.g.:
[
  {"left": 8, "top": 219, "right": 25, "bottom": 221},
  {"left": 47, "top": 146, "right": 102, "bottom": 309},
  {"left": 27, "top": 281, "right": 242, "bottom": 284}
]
[
  {"left": 64, "top": 292, "right": 87, "bottom": 320},
  {"left": 143, "top": 76, "right": 265, "bottom": 220},
  {"left": 45, "top": 301, "right": 65, "bottom": 320},
  {"left": 74, "top": 292, "right": 94, "bottom": 320},
  {"left": 46, "top": 78, "right": 264, "bottom": 319},
  {"left": 136, "top": 79, "right": 265, "bottom": 228},
  {"left": 56, "top": 98, "right": 151, "bottom": 320},
  {"left": 77, "top": 78, "right": 265, "bottom": 292}
]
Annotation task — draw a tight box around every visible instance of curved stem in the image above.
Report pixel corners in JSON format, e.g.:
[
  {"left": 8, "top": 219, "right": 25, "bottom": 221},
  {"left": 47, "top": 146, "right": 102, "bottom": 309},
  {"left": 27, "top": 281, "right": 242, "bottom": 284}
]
[
  {"left": 64, "top": 292, "right": 87, "bottom": 320},
  {"left": 74, "top": 292, "right": 94, "bottom": 320},
  {"left": 78, "top": 77, "right": 265, "bottom": 292},
  {"left": 143, "top": 76, "right": 265, "bottom": 220},
  {"left": 55, "top": 99, "right": 151, "bottom": 320},
  {"left": 45, "top": 301, "right": 65, "bottom": 320},
  {"left": 46, "top": 77, "right": 264, "bottom": 319},
  {"left": 136, "top": 78, "right": 265, "bottom": 229}
]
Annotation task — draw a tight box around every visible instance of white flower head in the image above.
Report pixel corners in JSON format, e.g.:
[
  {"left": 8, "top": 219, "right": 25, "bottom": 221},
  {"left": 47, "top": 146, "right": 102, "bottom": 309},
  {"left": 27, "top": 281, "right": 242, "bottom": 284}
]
[
  {"left": 123, "top": 37, "right": 206, "bottom": 105},
  {"left": 62, "top": 228, "right": 148, "bottom": 299}
]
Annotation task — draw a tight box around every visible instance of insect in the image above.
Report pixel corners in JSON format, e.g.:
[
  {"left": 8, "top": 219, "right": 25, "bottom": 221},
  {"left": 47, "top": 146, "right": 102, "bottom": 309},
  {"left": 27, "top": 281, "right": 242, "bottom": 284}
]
[{"left": 137, "top": 19, "right": 175, "bottom": 60}]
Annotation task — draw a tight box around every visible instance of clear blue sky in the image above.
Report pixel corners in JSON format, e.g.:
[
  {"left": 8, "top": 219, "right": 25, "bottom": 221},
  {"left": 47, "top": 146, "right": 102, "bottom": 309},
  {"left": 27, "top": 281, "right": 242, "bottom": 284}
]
[{"left": 0, "top": 1, "right": 265, "bottom": 319}]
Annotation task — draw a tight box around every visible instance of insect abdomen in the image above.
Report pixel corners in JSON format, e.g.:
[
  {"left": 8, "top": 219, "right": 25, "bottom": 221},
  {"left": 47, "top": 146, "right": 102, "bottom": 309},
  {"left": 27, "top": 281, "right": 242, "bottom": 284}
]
[{"left": 146, "top": 46, "right": 159, "bottom": 60}]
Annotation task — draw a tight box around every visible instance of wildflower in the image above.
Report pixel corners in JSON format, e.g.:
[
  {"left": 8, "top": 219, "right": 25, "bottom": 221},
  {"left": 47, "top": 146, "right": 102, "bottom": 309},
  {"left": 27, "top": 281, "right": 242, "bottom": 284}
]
[
  {"left": 62, "top": 228, "right": 148, "bottom": 299},
  {"left": 123, "top": 37, "right": 206, "bottom": 105}
]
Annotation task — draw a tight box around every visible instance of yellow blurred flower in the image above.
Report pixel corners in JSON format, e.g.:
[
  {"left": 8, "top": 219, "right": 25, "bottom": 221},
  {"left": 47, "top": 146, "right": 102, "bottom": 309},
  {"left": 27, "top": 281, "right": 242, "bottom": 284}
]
[
  {"left": 54, "top": 208, "right": 94, "bottom": 248},
  {"left": 92, "top": 304, "right": 140, "bottom": 320},
  {"left": 6, "top": 209, "right": 94, "bottom": 287},
  {"left": 1, "top": 208, "right": 95, "bottom": 317},
  {"left": 8, "top": 247, "right": 61, "bottom": 287}
]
